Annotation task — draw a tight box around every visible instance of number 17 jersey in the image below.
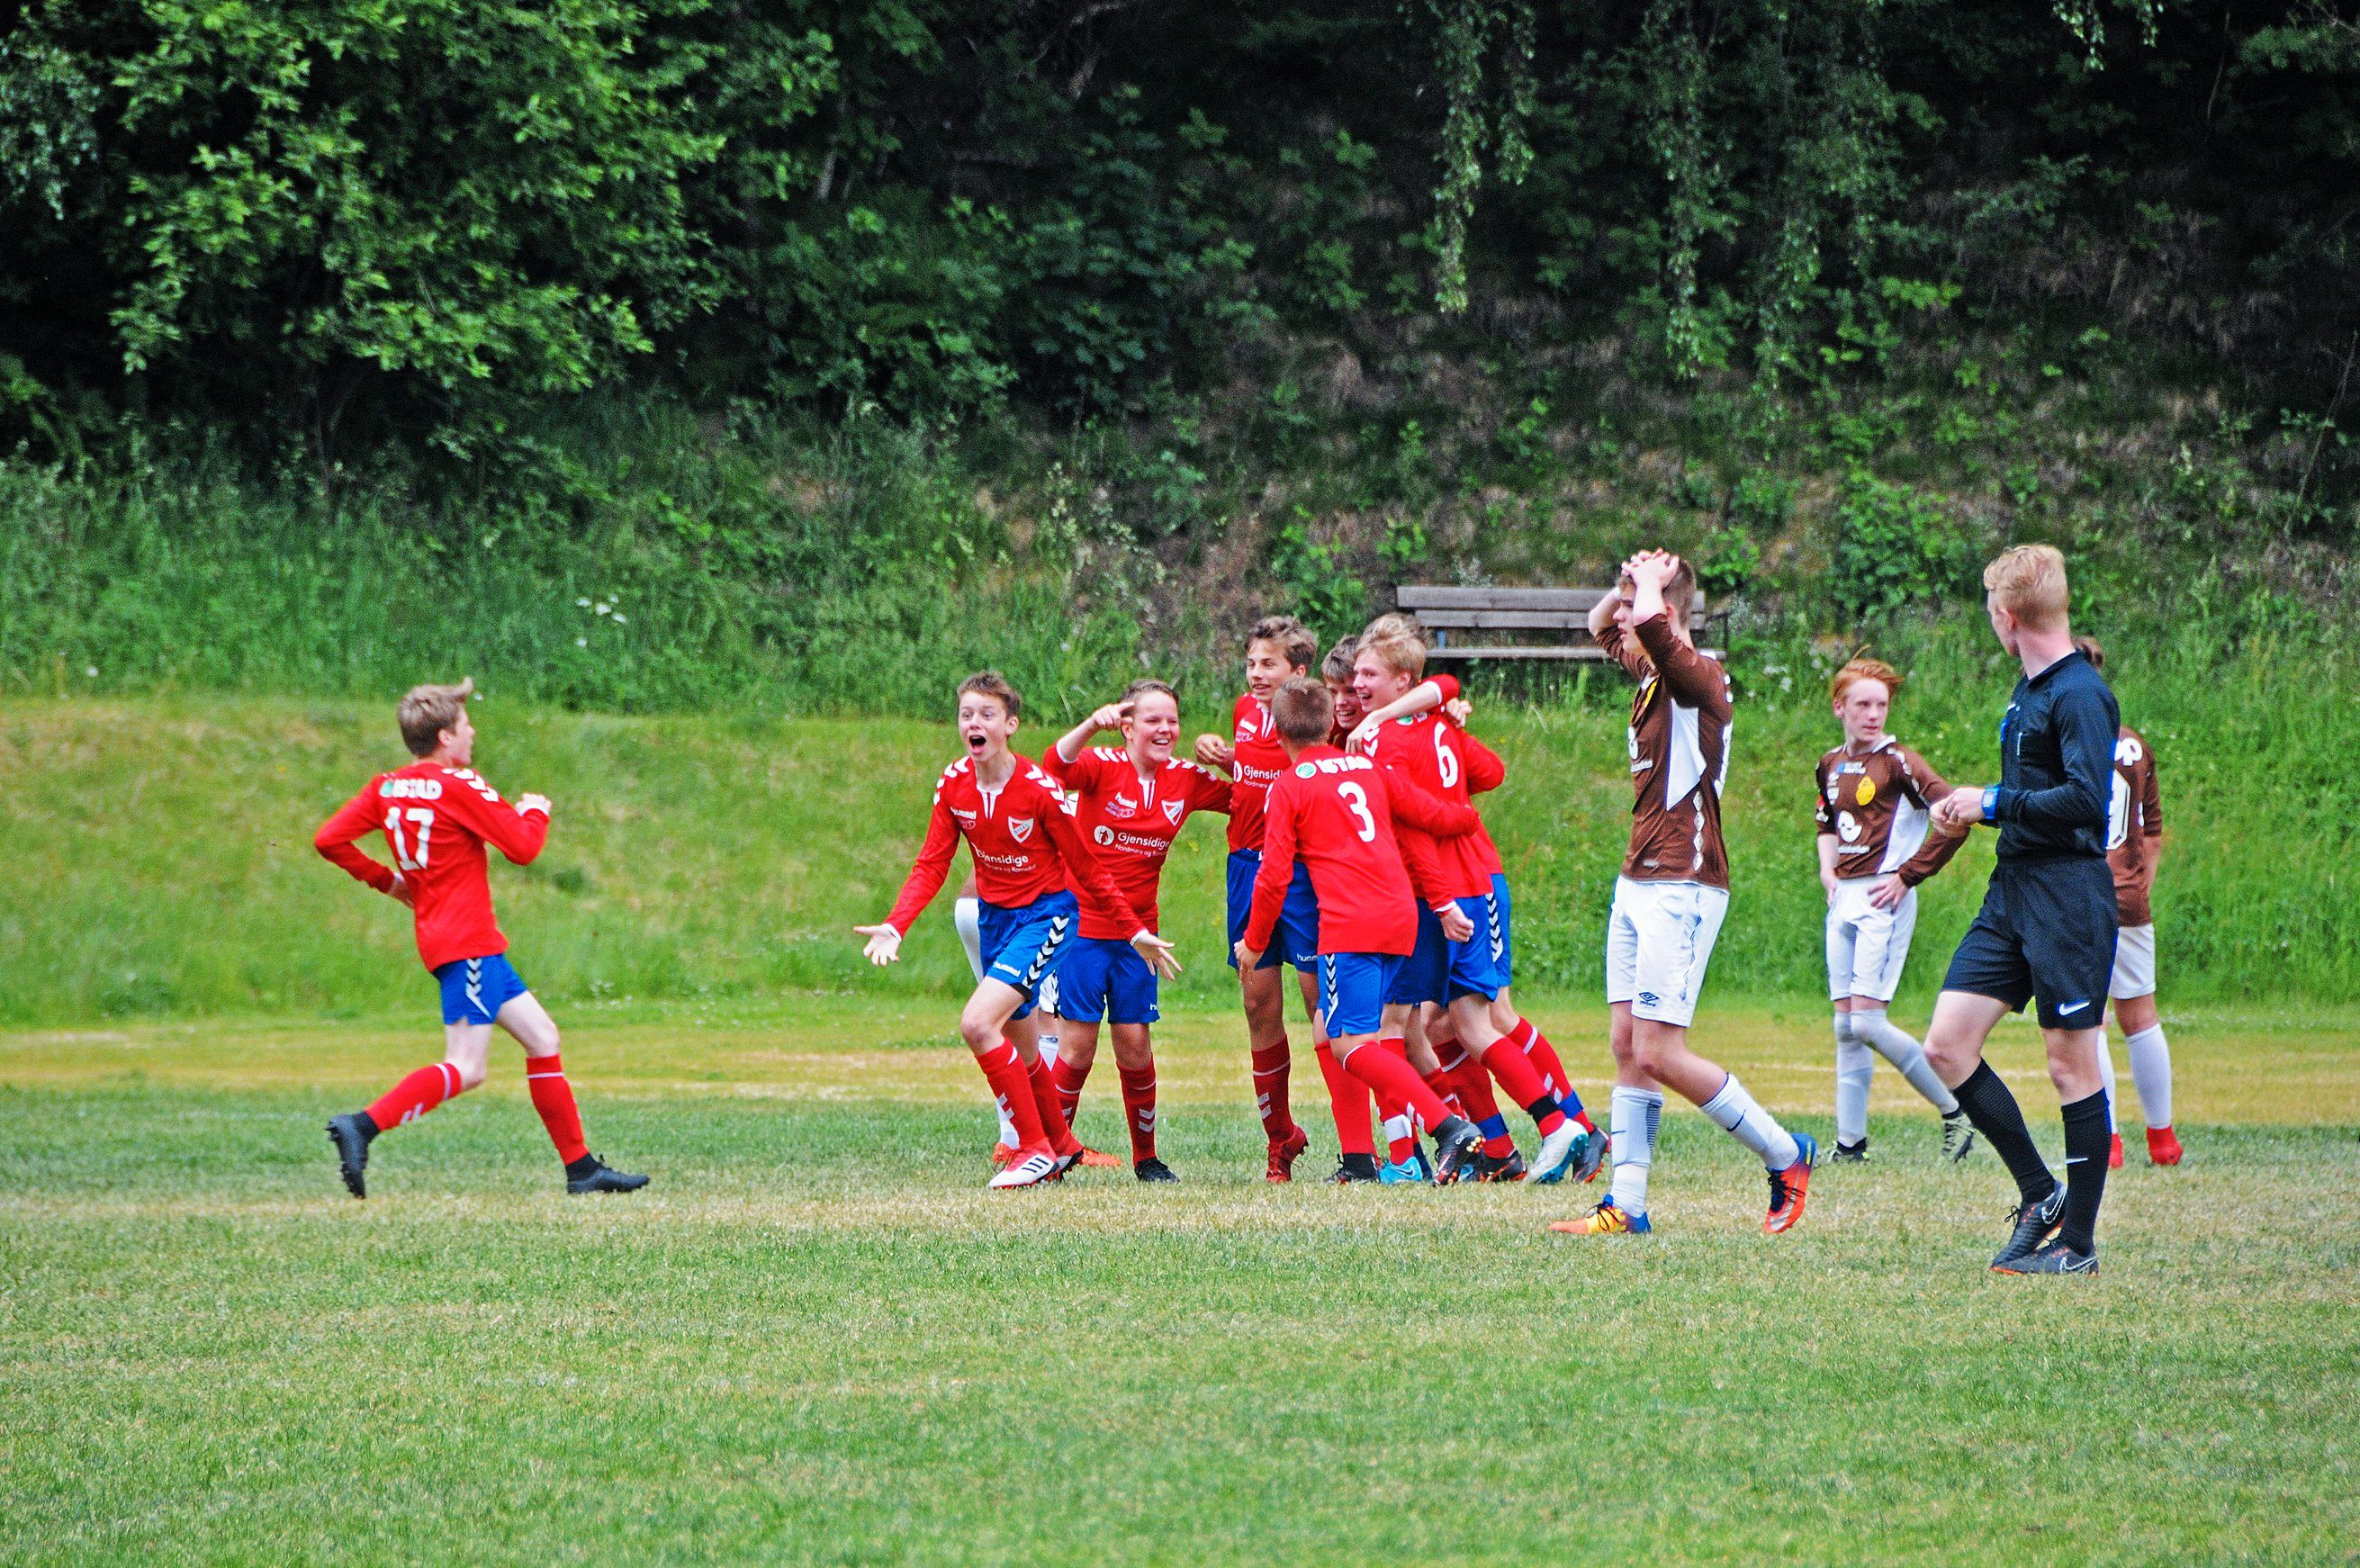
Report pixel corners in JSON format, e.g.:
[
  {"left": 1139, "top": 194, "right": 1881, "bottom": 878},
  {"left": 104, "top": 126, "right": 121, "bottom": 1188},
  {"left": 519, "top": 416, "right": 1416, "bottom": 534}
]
[{"left": 314, "top": 760, "right": 552, "bottom": 971}]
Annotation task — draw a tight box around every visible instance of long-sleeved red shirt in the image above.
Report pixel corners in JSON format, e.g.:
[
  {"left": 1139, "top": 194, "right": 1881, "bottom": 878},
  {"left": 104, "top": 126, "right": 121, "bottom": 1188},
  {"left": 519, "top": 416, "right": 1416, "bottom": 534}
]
[
  {"left": 314, "top": 761, "right": 550, "bottom": 971},
  {"left": 1038, "top": 746, "right": 1230, "bottom": 939},
  {"left": 883, "top": 753, "right": 1141, "bottom": 935},
  {"left": 1222, "top": 692, "right": 1293, "bottom": 854},
  {"left": 1247, "top": 744, "right": 1475, "bottom": 958},
  {"left": 1421, "top": 673, "right": 1509, "bottom": 876}
]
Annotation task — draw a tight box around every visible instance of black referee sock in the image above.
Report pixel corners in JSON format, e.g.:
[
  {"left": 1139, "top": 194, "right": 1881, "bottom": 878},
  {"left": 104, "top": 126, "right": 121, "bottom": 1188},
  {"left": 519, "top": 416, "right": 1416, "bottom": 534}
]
[
  {"left": 1954, "top": 1061, "right": 2057, "bottom": 1206},
  {"left": 2058, "top": 1091, "right": 2112, "bottom": 1255}
]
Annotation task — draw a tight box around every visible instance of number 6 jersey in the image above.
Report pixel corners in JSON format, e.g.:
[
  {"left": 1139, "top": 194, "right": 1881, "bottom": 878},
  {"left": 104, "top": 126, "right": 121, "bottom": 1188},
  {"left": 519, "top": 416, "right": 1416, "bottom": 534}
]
[{"left": 314, "top": 760, "right": 551, "bottom": 970}]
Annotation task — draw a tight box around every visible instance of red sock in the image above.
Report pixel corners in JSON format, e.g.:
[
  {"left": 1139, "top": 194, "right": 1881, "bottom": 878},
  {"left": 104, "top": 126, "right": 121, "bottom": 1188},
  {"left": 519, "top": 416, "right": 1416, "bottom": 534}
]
[
  {"left": 1025, "top": 1048, "right": 1084, "bottom": 1157},
  {"left": 1376, "top": 1036, "right": 1415, "bottom": 1163},
  {"left": 1478, "top": 1035, "right": 1565, "bottom": 1134},
  {"left": 1316, "top": 1041, "right": 1375, "bottom": 1158},
  {"left": 523, "top": 1053, "right": 588, "bottom": 1165},
  {"left": 1442, "top": 1049, "right": 1514, "bottom": 1157},
  {"left": 1420, "top": 1065, "right": 1464, "bottom": 1121},
  {"left": 1250, "top": 1041, "right": 1296, "bottom": 1143},
  {"left": 1118, "top": 1062, "right": 1158, "bottom": 1163},
  {"left": 365, "top": 1061, "right": 464, "bottom": 1131},
  {"left": 1050, "top": 1055, "right": 1092, "bottom": 1125},
  {"left": 1342, "top": 1041, "right": 1454, "bottom": 1131},
  {"left": 1510, "top": 1016, "right": 1590, "bottom": 1123},
  {"left": 977, "top": 1041, "right": 1046, "bottom": 1152}
]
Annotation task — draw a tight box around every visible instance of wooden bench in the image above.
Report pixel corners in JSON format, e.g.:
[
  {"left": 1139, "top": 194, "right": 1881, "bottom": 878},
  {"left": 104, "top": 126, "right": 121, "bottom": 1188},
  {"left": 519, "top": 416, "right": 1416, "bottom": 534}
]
[{"left": 1393, "top": 585, "right": 1725, "bottom": 662}]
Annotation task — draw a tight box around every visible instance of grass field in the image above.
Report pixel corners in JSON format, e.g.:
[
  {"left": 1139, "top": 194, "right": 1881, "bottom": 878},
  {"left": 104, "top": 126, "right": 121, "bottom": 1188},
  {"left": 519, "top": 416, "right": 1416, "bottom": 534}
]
[{"left": 5, "top": 996, "right": 2356, "bottom": 1565}]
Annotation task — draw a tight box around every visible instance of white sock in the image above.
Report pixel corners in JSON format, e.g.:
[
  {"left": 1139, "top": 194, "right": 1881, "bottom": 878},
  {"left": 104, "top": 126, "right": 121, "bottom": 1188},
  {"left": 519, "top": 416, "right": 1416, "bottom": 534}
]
[
  {"left": 1608, "top": 1086, "right": 1664, "bottom": 1214},
  {"left": 954, "top": 896, "right": 986, "bottom": 983},
  {"left": 1382, "top": 1111, "right": 1416, "bottom": 1151},
  {"left": 1833, "top": 1014, "right": 1873, "bottom": 1148},
  {"left": 1698, "top": 1072, "right": 1801, "bottom": 1171},
  {"left": 2126, "top": 1024, "right": 2173, "bottom": 1128},
  {"left": 1852, "top": 1008, "right": 1959, "bottom": 1116},
  {"left": 2095, "top": 1033, "right": 2119, "bottom": 1131}
]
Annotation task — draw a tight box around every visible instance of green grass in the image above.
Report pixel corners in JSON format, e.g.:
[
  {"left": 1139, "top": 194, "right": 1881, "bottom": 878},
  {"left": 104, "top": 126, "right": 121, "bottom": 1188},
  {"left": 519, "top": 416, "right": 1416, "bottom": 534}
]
[
  {"left": 3, "top": 665, "right": 2354, "bottom": 1024},
  {"left": 4, "top": 998, "right": 2356, "bottom": 1565}
]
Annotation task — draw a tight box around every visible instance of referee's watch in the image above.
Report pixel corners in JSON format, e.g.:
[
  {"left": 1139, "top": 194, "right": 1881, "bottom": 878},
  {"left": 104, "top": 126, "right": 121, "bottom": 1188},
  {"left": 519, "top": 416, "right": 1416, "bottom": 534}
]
[{"left": 1980, "top": 785, "right": 2001, "bottom": 825}]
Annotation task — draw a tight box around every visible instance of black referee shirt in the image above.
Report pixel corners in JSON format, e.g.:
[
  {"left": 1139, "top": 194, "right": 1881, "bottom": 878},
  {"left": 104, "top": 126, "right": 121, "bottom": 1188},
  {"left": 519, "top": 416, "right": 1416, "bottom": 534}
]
[{"left": 1993, "top": 648, "right": 2121, "bottom": 862}]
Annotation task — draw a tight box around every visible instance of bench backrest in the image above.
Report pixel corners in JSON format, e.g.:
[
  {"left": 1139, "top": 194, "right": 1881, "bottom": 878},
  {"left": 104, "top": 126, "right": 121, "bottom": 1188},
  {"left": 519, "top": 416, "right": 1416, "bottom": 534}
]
[{"left": 1392, "top": 584, "right": 1721, "bottom": 661}]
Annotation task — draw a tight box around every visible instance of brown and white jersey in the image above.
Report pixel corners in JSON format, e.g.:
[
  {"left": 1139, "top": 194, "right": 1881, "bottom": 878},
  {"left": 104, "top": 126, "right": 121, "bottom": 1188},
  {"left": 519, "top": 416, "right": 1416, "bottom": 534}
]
[
  {"left": 1812, "top": 738, "right": 1966, "bottom": 887},
  {"left": 1598, "top": 613, "right": 1731, "bottom": 888},
  {"left": 2105, "top": 724, "right": 2163, "bottom": 924}
]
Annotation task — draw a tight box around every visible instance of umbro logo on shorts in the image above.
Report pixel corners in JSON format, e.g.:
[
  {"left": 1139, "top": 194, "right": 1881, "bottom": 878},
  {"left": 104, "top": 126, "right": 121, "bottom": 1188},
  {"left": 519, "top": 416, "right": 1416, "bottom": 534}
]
[{"left": 1637, "top": 990, "right": 1660, "bottom": 1008}]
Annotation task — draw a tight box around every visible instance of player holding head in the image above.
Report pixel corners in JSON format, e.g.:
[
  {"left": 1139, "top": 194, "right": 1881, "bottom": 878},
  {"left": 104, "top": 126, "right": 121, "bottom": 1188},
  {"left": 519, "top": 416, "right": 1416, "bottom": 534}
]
[
  {"left": 1553, "top": 551, "right": 1817, "bottom": 1238},
  {"left": 856, "top": 671, "right": 1174, "bottom": 1189},
  {"left": 1193, "top": 616, "right": 1324, "bottom": 1181},
  {"left": 2073, "top": 636, "right": 2180, "bottom": 1168},
  {"left": 1815, "top": 657, "right": 1978, "bottom": 1163},
  {"left": 1916, "top": 546, "right": 2120, "bottom": 1274},
  {"left": 1235, "top": 678, "right": 1486, "bottom": 1180},
  {"left": 316, "top": 680, "right": 647, "bottom": 1199},
  {"left": 1039, "top": 680, "right": 1231, "bottom": 1182},
  {"left": 1348, "top": 614, "right": 1595, "bottom": 1185}
]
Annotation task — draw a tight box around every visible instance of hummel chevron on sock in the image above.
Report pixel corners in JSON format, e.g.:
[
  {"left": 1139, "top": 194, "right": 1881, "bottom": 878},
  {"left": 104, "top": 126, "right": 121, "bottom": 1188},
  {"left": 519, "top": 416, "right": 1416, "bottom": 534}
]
[
  {"left": 1608, "top": 1086, "right": 1663, "bottom": 1216},
  {"left": 1954, "top": 1059, "right": 2056, "bottom": 1205},
  {"left": 1118, "top": 1062, "right": 1158, "bottom": 1163},
  {"left": 1852, "top": 1009, "right": 1959, "bottom": 1116},
  {"left": 1508, "top": 1017, "right": 1587, "bottom": 1122},
  {"left": 1698, "top": 1073, "right": 1800, "bottom": 1170},
  {"left": 977, "top": 1041, "right": 1046, "bottom": 1152},
  {"left": 1023, "top": 1049, "right": 1084, "bottom": 1158},
  {"left": 523, "top": 1052, "right": 589, "bottom": 1165},
  {"left": 1316, "top": 1041, "right": 1375, "bottom": 1158},
  {"left": 1475, "top": 1036, "right": 1565, "bottom": 1136},
  {"left": 2058, "top": 1089, "right": 2111, "bottom": 1253},
  {"left": 365, "top": 1061, "right": 464, "bottom": 1131},
  {"left": 2125, "top": 1024, "right": 2173, "bottom": 1129},
  {"left": 1340, "top": 1042, "right": 1454, "bottom": 1131},
  {"left": 1250, "top": 1041, "right": 1295, "bottom": 1142},
  {"left": 1049, "top": 1055, "right": 1092, "bottom": 1125}
]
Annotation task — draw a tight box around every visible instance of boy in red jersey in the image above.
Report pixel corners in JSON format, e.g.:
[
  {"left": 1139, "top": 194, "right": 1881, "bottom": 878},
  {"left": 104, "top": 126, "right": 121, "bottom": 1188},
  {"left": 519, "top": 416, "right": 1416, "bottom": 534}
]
[
  {"left": 1347, "top": 616, "right": 1592, "bottom": 1185},
  {"left": 1193, "top": 617, "right": 1324, "bottom": 1180},
  {"left": 1552, "top": 552, "right": 1817, "bottom": 1238},
  {"left": 1236, "top": 678, "right": 1486, "bottom": 1180},
  {"left": 1039, "top": 680, "right": 1231, "bottom": 1182},
  {"left": 1315, "top": 635, "right": 1380, "bottom": 1181},
  {"left": 856, "top": 671, "right": 1173, "bottom": 1189},
  {"left": 316, "top": 680, "right": 647, "bottom": 1199}
]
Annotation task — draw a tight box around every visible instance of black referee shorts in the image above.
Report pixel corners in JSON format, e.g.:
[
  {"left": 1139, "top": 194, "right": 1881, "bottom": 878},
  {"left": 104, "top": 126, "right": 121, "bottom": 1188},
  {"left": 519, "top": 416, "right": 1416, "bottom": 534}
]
[{"left": 1941, "top": 858, "right": 2119, "bottom": 1031}]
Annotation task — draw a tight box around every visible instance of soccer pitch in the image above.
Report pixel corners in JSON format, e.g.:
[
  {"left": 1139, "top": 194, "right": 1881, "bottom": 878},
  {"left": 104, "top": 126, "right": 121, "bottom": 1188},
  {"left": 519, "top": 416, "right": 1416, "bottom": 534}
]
[{"left": 5, "top": 997, "right": 2355, "bottom": 1565}]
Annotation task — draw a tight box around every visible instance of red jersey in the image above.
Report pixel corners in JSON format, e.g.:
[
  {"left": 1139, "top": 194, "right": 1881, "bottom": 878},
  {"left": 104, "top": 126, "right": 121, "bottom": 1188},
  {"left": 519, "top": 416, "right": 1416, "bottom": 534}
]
[
  {"left": 1040, "top": 746, "right": 1230, "bottom": 938},
  {"left": 883, "top": 752, "right": 1140, "bottom": 936},
  {"left": 1222, "top": 692, "right": 1293, "bottom": 853},
  {"left": 1354, "top": 701, "right": 1501, "bottom": 899},
  {"left": 1247, "top": 744, "right": 1476, "bottom": 957},
  {"left": 1423, "top": 673, "right": 1509, "bottom": 875},
  {"left": 314, "top": 760, "right": 551, "bottom": 972}
]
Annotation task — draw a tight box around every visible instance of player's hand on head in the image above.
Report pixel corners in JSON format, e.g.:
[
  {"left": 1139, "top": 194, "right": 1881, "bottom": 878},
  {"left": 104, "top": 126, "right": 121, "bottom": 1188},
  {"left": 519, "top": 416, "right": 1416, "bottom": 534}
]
[
  {"left": 1133, "top": 931, "right": 1182, "bottom": 980},
  {"left": 1437, "top": 902, "right": 1475, "bottom": 943},
  {"left": 853, "top": 924, "right": 903, "bottom": 965},
  {"left": 1867, "top": 873, "right": 1909, "bottom": 912}
]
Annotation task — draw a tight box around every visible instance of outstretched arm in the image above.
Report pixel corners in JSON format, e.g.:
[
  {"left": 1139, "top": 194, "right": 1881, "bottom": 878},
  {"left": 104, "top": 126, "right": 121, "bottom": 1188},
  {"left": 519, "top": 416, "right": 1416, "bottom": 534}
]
[{"left": 868, "top": 790, "right": 963, "bottom": 960}]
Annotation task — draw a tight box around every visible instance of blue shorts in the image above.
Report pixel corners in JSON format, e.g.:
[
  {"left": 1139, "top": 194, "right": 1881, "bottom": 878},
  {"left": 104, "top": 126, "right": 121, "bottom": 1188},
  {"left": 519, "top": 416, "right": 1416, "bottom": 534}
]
[
  {"left": 979, "top": 890, "right": 1076, "bottom": 1023},
  {"left": 1320, "top": 952, "right": 1403, "bottom": 1039},
  {"left": 1226, "top": 851, "right": 1320, "bottom": 972},
  {"left": 1447, "top": 889, "right": 1510, "bottom": 1002},
  {"left": 1942, "top": 859, "right": 2118, "bottom": 1032},
  {"left": 1056, "top": 935, "right": 1160, "bottom": 1025},
  {"left": 436, "top": 952, "right": 529, "bottom": 1026},
  {"left": 1491, "top": 873, "right": 1515, "bottom": 986},
  {"left": 1386, "top": 903, "right": 1448, "bottom": 1006}
]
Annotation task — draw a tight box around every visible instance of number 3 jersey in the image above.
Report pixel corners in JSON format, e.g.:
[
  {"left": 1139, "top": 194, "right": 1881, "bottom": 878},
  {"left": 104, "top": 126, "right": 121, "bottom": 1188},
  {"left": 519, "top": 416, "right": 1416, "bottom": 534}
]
[
  {"left": 1248, "top": 744, "right": 1478, "bottom": 957},
  {"left": 314, "top": 761, "right": 551, "bottom": 971},
  {"left": 1597, "top": 612, "right": 1733, "bottom": 888}
]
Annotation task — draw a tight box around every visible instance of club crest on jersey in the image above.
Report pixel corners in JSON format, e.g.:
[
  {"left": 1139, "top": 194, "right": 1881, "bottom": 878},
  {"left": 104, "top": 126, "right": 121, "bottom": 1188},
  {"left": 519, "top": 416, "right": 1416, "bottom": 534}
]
[
  {"left": 1009, "top": 816, "right": 1035, "bottom": 843},
  {"left": 1161, "top": 798, "right": 1185, "bottom": 825},
  {"left": 1855, "top": 776, "right": 1877, "bottom": 806}
]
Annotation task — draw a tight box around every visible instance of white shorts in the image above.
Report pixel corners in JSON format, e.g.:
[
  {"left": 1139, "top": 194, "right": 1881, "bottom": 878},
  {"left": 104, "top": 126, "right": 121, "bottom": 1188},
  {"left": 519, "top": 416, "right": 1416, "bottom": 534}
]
[
  {"left": 2110, "top": 923, "right": 2157, "bottom": 1001},
  {"left": 1825, "top": 879, "right": 1918, "bottom": 1003},
  {"left": 1605, "top": 877, "right": 1729, "bottom": 1029}
]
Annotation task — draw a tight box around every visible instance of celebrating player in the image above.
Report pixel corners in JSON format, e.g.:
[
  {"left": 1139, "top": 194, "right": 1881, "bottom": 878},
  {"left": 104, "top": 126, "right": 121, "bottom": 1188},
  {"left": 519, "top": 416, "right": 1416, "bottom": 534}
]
[
  {"left": 1236, "top": 678, "right": 1486, "bottom": 1180},
  {"left": 1314, "top": 635, "right": 1381, "bottom": 1180},
  {"left": 1348, "top": 615, "right": 1592, "bottom": 1185},
  {"left": 1194, "top": 617, "right": 1323, "bottom": 1181},
  {"left": 2075, "top": 637, "right": 2181, "bottom": 1168},
  {"left": 1552, "top": 552, "right": 1817, "bottom": 1238},
  {"left": 1917, "top": 547, "right": 2120, "bottom": 1275},
  {"left": 1812, "top": 657, "right": 1978, "bottom": 1163},
  {"left": 1039, "top": 681, "right": 1231, "bottom": 1182},
  {"left": 855, "top": 671, "right": 1173, "bottom": 1190},
  {"left": 315, "top": 679, "right": 647, "bottom": 1200}
]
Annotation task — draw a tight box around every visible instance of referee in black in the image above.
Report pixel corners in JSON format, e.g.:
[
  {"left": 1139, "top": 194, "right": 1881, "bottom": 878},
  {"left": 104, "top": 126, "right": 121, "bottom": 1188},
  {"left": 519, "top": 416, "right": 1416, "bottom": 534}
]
[{"left": 1918, "top": 544, "right": 2121, "bottom": 1275}]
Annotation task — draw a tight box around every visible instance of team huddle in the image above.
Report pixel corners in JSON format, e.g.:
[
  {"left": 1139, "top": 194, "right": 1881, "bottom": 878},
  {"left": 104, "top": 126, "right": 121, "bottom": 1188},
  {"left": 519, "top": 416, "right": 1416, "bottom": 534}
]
[{"left": 311, "top": 541, "right": 2174, "bottom": 1274}]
